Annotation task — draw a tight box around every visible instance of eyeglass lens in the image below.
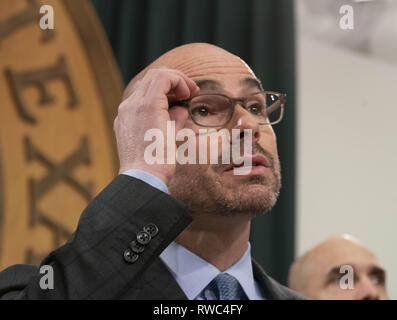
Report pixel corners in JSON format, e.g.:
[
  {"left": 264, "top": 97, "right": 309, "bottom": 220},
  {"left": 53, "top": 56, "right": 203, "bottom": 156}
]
[{"left": 188, "top": 92, "right": 282, "bottom": 127}]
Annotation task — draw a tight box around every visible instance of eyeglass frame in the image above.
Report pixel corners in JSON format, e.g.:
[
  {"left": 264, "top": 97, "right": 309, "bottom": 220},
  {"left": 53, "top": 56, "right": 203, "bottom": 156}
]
[{"left": 169, "top": 90, "right": 286, "bottom": 128}]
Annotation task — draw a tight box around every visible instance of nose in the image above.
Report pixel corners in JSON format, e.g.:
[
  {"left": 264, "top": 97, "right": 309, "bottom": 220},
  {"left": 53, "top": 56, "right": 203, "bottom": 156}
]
[
  {"left": 355, "top": 277, "right": 381, "bottom": 300},
  {"left": 228, "top": 104, "right": 261, "bottom": 144}
]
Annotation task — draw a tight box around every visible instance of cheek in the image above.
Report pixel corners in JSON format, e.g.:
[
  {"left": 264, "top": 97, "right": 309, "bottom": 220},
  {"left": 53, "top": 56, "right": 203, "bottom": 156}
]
[
  {"left": 318, "top": 288, "right": 356, "bottom": 300},
  {"left": 177, "top": 126, "right": 280, "bottom": 165},
  {"left": 174, "top": 163, "right": 210, "bottom": 182},
  {"left": 198, "top": 131, "right": 231, "bottom": 164},
  {"left": 259, "top": 125, "right": 277, "bottom": 144},
  {"left": 314, "top": 278, "right": 360, "bottom": 300},
  {"left": 258, "top": 127, "right": 279, "bottom": 158}
]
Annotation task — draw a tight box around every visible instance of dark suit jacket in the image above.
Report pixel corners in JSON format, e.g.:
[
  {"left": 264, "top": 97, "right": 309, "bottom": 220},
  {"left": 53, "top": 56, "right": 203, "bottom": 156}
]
[{"left": 0, "top": 175, "right": 305, "bottom": 300}]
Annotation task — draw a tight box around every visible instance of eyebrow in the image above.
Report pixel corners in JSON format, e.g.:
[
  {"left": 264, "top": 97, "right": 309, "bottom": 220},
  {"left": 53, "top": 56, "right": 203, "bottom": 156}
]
[
  {"left": 323, "top": 264, "right": 354, "bottom": 286},
  {"left": 324, "top": 264, "right": 387, "bottom": 286},
  {"left": 369, "top": 266, "right": 386, "bottom": 278},
  {"left": 325, "top": 266, "right": 344, "bottom": 281},
  {"left": 240, "top": 77, "right": 264, "bottom": 91},
  {"left": 194, "top": 77, "right": 264, "bottom": 92},
  {"left": 194, "top": 79, "right": 222, "bottom": 91}
]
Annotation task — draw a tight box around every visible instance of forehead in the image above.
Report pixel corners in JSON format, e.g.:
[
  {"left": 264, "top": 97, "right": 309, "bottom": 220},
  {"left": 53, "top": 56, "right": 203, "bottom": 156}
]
[
  {"left": 314, "top": 242, "right": 380, "bottom": 274},
  {"left": 194, "top": 77, "right": 263, "bottom": 93},
  {"left": 173, "top": 51, "right": 254, "bottom": 75},
  {"left": 172, "top": 52, "right": 257, "bottom": 93}
]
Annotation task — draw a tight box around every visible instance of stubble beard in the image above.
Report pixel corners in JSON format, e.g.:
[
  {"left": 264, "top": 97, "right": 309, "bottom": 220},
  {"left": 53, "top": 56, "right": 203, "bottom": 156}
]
[{"left": 168, "top": 158, "right": 282, "bottom": 218}]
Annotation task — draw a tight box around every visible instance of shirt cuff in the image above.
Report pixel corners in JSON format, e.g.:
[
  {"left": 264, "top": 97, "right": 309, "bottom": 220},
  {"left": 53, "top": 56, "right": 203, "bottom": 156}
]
[{"left": 121, "top": 169, "right": 169, "bottom": 194}]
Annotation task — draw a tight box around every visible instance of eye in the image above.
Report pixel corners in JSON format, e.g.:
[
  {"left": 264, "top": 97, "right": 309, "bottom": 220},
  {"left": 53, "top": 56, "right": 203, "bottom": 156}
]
[
  {"left": 247, "top": 103, "right": 263, "bottom": 115},
  {"left": 370, "top": 274, "right": 385, "bottom": 286},
  {"left": 327, "top": 274, "right": 343, "bottom": 286},
  {"left": 191, "top": 105, "right": 210, "bottom": 117}
]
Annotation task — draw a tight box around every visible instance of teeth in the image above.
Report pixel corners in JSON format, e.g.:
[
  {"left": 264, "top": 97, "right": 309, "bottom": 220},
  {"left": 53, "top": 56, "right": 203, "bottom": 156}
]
[
  {"left": 234, "top": 166, "right": 253, "bottom": 170},
  {"left": 233, "top": 166, "right": 253, "bottom": 175},
  {"left": 236, "top": 164, "right": 257, "bottom": 168},
  {"left": 233, "top": 163, "right": 257, "bottom": 168}
]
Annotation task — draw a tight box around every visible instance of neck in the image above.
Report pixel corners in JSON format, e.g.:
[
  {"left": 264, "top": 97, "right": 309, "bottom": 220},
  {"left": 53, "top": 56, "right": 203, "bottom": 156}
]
[{"left": 175, "top": 213, "right": 251, "bottom": 272}]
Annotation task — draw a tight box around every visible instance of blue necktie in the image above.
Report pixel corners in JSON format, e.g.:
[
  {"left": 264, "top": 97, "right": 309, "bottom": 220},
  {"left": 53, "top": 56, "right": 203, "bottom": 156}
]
[{"left": 199, "top": 273, "right": 248, "bottom": 300}]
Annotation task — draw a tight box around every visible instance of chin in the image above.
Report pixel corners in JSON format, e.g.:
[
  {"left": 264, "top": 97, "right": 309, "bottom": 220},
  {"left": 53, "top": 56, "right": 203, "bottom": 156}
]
[
  {"left": 235, "top": 183, "right": 269, "bottom": 196},
  {"left": 215, "top": 183, "right": 279, "bottom": 217},
  {"left": 222, "top": 173, "right": 272, "bottom": 190}
]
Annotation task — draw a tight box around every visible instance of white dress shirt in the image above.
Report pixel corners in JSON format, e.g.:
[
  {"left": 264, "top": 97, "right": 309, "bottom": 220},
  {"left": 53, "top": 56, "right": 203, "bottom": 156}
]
[{"left": 160, "top": 241, "right": 266, "bottom": 300}]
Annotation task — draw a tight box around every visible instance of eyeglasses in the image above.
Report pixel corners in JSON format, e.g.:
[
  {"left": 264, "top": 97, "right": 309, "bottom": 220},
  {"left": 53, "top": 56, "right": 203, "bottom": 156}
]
[{"left": 170, "top": 91, "right": 286, "bottom": 127}]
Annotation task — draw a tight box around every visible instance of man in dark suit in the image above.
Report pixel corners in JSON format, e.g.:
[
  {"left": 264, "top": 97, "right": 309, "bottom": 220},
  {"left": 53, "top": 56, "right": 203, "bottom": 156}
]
[{"left": 0, "top": 43, "right": 304, "bottom": 300}]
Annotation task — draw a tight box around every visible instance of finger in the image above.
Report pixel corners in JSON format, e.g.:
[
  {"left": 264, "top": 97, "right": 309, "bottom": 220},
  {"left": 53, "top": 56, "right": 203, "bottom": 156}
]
[
  {"left": 149, "top": 73, "right": 192, "bottom": 104},
  {"left": 169, "top": 106, "right": 189, "bottom": 134},
  {"left": 129, "top": 68, "right": 167, "bottom": 100},
  {"left": 134, "top": 76, "right": 155, "bottom": 99},
  {"left": 167, "top": 69, "right": 200, "bottom": 96},
  {"left": 125, "top": 68, "right": 199, "bottom": 109},
  {"left": 146, "top": 68, "right": 199, "bottom": 99}
]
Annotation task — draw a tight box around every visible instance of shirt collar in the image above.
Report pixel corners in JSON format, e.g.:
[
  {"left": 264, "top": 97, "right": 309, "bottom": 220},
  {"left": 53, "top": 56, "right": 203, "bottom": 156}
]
[{"left": 160, "top": 241, "right": 263, "bottom": 300}]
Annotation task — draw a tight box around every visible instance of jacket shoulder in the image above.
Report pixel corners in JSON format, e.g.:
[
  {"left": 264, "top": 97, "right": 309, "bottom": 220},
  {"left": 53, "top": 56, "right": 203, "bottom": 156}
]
[
  {"left": 252, "top": 259, "right": 308, "bottom": 300},
  {"left": 264, "top": 273, "right": 308, "bottom": 300},
  {"left": 0, "top": 264, "right": 39, "bottom": 299}
]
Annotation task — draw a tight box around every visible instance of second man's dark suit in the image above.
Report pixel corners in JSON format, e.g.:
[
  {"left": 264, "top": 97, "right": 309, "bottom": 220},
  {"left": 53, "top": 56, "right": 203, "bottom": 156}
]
[{"left": 0, "top": 175, "right": 304, "bottom": 299}]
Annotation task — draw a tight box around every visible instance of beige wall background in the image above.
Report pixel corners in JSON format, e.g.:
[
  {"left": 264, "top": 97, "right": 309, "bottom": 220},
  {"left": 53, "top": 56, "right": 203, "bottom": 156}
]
[{"left": 296, "top": 0, "right": 397, "bottom": 299}]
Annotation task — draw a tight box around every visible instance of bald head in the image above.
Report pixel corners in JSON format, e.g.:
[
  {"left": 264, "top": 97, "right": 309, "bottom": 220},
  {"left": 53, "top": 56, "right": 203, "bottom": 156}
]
[
  {"left": 123, "top": 43, "right": 255, "bottom": 100},
  {"left": 289, "top": 235, "right": 364, "bottom": 291},
  {"left": 288, "top": 235, "right": 388, "bottom": 300}
]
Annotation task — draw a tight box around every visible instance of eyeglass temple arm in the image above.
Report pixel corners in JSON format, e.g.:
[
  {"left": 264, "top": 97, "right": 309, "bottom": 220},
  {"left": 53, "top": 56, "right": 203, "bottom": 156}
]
[{"left": 266, "top": 94, "right": 286, "bottom": 114}]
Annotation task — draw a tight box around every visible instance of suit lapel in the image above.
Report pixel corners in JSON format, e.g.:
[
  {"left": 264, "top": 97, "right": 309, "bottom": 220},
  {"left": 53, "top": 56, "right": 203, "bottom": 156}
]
[{"left": 252, "top": 258, "right": 287, "bottom": 300}]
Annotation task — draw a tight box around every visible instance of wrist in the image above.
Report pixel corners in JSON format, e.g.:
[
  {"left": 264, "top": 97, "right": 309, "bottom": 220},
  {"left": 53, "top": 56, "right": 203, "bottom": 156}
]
[{"left": 119, "top": 165, "right": 170, "bottom": 186}]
